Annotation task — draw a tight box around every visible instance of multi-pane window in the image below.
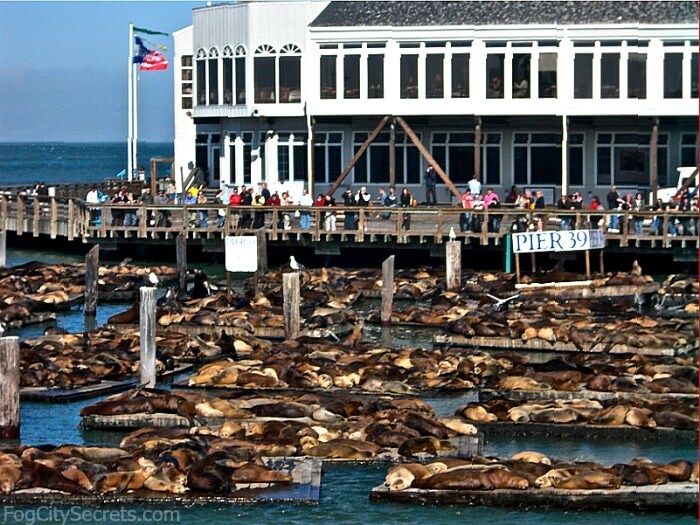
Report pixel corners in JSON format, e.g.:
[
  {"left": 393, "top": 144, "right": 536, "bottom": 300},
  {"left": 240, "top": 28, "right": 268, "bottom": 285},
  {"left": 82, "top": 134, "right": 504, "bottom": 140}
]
[
  {"left": 486, "top": 54, "right": 504, "bottom": 98},
  {"left": 344, "top": 55, "right": 360, "bottom": 99},
  {"left": 254, "top": 45, "right": 276, "bottom": 103},
  {"left": 600, "top": 53, "right": 620, "bottom": 98},
  {"left": 513, "top": 133, "right": 561, "bottom": 185},
  {"left": 352, "top": 132, "right": 421, "bottom": 185},
  {"left": 574, "top": 54, "right": 593, "bottom": 99},
  {"left": 512, "top": 54, "right": 531, "bottom": 98},
  {"left": 451, "top": 54, "right": 469, "bottom": 98},
  {"left": 663, "top": 53, "right": 683, "bottom": 98},
  {"left": 426, "top": 54, "right": 444, "bottom": 98},
  {"left": 692, "top": 53, "right": 698, "bottom": 98},
  {"left": 627, "top": 53, "right": 647, "bottom": 99},
  {"left": 431, "top": 133, "right": 500, "bottom": 185},
  {"left": 181, "top": 55, "right": 193, "bottom": 109},
  {"left": 367, "top": 54, "right": 384, "bottom": 98},
  {"left": 208, "top": 48, "right": 219, "bottom": 105},
  {"left": 195, "top": 49, "right": 206, "bottom": 105},
  {"left": 538, "top": 53, "right": 557, "bottom": 98},
  {"left": 568, "top": 134, "right": 585, "bottom": 186},
  {"left": 277, "top": 133, "right": 307, "bottom": 182},
  {"left": 234, "top": 45, "right": 246, "bottom": 105},
  {"left": 596, "top": 133, "right": 668, "bottom": 187},
  {"left": 680, "top": 133, "right": 698, "bottom": 167},
  {"left": 400, "top": 55, "right": 419, "bottom": 98},
  {"left": 313, "top": 133, "right": 343, "bottom": 183},
  {"left": 222, "top": 46, "right": 233, "bottom": 104},
  {"left": 279, "top": 44, "right": 301, "bottom": 103},
  {"left": 320, "top": 56, "right": 337, "bottom": 99}
]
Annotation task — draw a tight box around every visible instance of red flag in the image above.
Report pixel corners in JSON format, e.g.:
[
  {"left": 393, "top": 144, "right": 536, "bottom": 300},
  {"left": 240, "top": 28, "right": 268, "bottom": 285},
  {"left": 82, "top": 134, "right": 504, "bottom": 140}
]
[{"left": 140, "top": 50, "right": 168, "bottom": 71}]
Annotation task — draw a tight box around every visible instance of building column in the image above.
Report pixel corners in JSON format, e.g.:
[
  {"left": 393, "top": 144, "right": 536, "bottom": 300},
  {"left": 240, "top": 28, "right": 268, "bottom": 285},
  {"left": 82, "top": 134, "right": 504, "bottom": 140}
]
[
  {"left": 234, "top": 135, "right": 245, "bottom": 187},
  {"left": 220, "top": 132, "right": 231, "bottom": 187},
  {"left": 561, "top": 115, "right": 569, "bottom": 197},
  {"left": 474, "top": 116, "right": 482, "bottom": 181},
  {"left": 650, "top": 117, "right": 659, "bottom": 201},
  {"left": 266, "top": 134, "right": 279, "bottom": 188}
]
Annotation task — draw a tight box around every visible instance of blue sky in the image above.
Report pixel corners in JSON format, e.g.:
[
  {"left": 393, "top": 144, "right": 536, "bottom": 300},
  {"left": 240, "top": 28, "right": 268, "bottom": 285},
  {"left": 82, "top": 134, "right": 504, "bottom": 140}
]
[{"left": 0, "top": 1, "right": 202, "bottom": 142}]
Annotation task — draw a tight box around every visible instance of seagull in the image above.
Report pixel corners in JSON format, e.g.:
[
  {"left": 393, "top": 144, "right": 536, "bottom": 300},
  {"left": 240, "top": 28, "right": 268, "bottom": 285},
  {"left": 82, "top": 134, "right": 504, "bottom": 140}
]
[
  {"left": 485, "top": 293, "right": 521, "bottom": 312},
  {"left": 148, "top": 272, "right": 159, "bottom": 287},
  {"left": 289, "top": 256, "right": 305, "bottom": 271},
  {"left": 449, "top": 227, "right": 457, "bottom": 240}
]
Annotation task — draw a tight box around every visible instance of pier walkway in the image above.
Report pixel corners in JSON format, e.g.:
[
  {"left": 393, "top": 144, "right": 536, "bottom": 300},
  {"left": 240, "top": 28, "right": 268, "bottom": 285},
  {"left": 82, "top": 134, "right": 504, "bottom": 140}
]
[{"left": 0, "top": 193, "right": 696, "bottom": 262}]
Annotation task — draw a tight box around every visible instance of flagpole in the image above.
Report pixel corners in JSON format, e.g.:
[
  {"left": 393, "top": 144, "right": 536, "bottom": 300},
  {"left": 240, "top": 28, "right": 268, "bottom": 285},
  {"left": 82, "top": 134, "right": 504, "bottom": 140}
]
[
  {"left": 127, "top": 21, "right": 134, "bottom": 182},
  {"left": 133, "top": 44, "right": 139, "bottom": 181}
]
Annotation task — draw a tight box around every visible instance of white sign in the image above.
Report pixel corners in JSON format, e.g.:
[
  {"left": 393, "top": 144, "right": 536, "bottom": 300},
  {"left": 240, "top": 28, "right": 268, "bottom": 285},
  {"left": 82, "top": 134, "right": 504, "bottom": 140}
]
[
  {"left": 225, "top": 236, "right": 258, "bottom": 272},
  {"left": 513, "top": 230, "right": 605, "bottom": 254}
]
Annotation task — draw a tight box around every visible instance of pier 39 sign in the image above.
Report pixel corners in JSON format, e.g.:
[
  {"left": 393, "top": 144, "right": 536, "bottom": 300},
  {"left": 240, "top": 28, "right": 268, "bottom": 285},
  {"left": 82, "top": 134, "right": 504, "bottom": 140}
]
[
  {"left": 225, "top": 236, "right": 258, "bottom": 272},
  {"left": 513, "top": 230, "right": 605, "bottom": 254}
]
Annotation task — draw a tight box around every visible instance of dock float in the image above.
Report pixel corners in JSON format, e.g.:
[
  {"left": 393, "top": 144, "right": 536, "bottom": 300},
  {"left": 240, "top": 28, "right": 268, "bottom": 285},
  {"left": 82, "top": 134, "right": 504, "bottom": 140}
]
[{"left": 369, "top": 482, "right": 698, "bottom": 513}]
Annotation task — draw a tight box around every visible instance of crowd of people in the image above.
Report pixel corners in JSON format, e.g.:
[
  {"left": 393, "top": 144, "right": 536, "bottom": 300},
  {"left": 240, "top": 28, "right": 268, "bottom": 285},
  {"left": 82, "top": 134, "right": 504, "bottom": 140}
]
[{"left": 85, "top": 180, "right": 697, "bottom": 237}]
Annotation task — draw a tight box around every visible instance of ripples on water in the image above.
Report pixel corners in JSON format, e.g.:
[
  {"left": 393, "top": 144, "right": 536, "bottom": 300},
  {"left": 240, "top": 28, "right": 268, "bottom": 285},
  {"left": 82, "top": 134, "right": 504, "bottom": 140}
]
[{"left": 3, "top": 248, "right": 696, "bottom": 525}]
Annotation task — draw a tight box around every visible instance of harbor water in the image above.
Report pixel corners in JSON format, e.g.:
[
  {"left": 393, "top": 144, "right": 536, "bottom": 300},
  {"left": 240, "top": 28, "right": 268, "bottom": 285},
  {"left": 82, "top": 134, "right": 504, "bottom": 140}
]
[{"left": 0, "top": 145, "right": 696, "bottom": 524}]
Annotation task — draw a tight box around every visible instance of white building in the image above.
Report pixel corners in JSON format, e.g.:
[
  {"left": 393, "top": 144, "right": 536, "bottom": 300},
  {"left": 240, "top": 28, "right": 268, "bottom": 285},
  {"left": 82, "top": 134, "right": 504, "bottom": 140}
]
[{"left": 173, "top": 0, "right": 698, "bottom": 202}]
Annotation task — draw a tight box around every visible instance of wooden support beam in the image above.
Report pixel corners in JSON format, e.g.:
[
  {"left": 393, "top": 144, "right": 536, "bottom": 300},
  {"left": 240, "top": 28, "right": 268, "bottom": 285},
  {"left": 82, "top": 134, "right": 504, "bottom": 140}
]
[
  {"left": 256, "top": 229, "right": 268, "bottom": 273},
  {"left": 515, "top": 253, "right": 521, "bottom": 283},
  {"left": 381, "top": 255, "right": 395, "bottom": 326},
  {"left": 16, "top": 196, "right": 24, "bottom": 236},
  {"left": 176, "top": 233, "right": 187, "bottom": 293},
  {"left": 0, "top": 336, "right": 20, "bottom": 439},
  {"left": 139, "top": 287, "right": 157, "bottom": 388},
  {"left": 283, "top": 272, "right": 300, "bottom": 339},
  {"left": 446, "top": 240, "right": 461, "bottom": 291},
  {"left": 327, "top": 116, "right": 390, "bottom": 196},
  {"left": 84, "top": 245, "right": 99, "bottom": 316},
  {"left": 32, "top": 197, "right": 40, "bottom": 237},
  {"left": 650, "top": 117, "right": 659, "bottom": 202},
  {"left": 599, "top": 250, "right": 605, "bottom": 274},
  {"left": 584, "top": 249, "right": 591, "bottom": 279},
  {"left": 50, "top": 198, "right": 58, "bottom": 239},
  {"left": 0, "top": 232, "right": 5, "bottom": 269},
  {"left": 0, "top": 196, "right": 6, "bottom": 232},
  {"left": 389, "top": 120, "right": 396, "bottom": 189},
  {"left": 395, "top": 117, "right": 461, "bottom": 198},
  {"left": 474, "top": 116, "right": 482, "bottom": 181},
  {"left": 67, "top": 199, "right": 74, "bottom": 241}
]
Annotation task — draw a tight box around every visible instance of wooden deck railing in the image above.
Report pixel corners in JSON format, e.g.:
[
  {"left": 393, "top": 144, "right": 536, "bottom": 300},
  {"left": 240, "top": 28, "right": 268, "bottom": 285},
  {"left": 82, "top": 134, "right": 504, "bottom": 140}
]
[{"left": 0, "top": 196, "right": 697, "bottom": 249}]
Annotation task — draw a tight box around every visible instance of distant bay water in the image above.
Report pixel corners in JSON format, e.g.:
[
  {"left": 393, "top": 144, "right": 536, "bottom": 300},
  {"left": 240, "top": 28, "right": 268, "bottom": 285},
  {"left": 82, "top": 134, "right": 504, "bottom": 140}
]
[{"left": 0, "top": 142, "right": 173, "bottom": 187}]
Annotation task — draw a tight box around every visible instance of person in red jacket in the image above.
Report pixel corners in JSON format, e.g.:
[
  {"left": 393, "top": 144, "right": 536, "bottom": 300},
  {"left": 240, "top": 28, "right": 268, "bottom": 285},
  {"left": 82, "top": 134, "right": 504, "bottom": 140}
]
[{"left": 228, "top": 187, "right": 242, "bottom": 228}]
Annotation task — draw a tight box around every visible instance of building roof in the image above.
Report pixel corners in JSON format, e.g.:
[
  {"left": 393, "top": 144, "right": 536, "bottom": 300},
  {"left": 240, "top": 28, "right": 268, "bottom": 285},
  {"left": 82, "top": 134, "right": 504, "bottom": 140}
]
[{"left": 310, "top": 1, "right": 698, "bottom": 27}]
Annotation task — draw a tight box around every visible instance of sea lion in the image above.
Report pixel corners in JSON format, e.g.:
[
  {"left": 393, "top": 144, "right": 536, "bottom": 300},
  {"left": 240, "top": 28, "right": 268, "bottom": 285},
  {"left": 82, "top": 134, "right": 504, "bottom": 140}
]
[
  {"left": 23, "top": 460, "right": 92, "bottom": 495},
  {"left": 230, "top": 463, "right": 292, "bottom": 484},
  {"left": 459, "top": 406, "right": 497, "bottom": 422},
  {"left": 498, "top": 376, "right": 551, "bottom": 391},
  {"left": 398, "top": 436, "right": 454, "bottom": 457},
  {"left": 551, "top": 471, "right": 622, "bottom": 490},
  {"left": 186, "top": 451, "right": 245, "bottom": 493},
  {"left": 624, "top": 408, "right": 656, "bottom": 429},
  {"left": 305, "top": 443, "right": 372, "bottom": 460},
  {"left": 511, "top": 451, "right": 551, "bottom": 465},
  {"left": 528, "top": 407, "right": 579, "bottom": 424},
  {"left": 612, "top": 464, "right": 669, "bottom": 486},
  {"left": 61, "top": 466, "right": 95, "bottom": 492},
  {"left": 652, "top": 411, "right": 698, "bottom": 430},
  {"left": 656, "top": 460, "right": 694, "bottom": 481},
  {"left": 437, "top": 418, "right": 477, "bottom": 436},
  {"left": 418, "top": 468, "right": 495, "bottom": 490},
  {"left": 385, "top": 463, "right": 432, "bottom": 491},
  {"left": 0, "top": 466, "right": 21, "bottom": 493}
]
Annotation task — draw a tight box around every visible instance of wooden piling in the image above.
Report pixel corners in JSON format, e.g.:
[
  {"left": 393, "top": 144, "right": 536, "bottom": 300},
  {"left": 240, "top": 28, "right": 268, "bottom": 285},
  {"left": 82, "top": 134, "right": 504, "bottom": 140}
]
[
  {"left": 176, "top": 233, "right": 187, "bottom": 293},
  {"left": 446, "top": 240, "right": 462, "bottom": 291},
  {"left": 0, "top": 232, "right": 5, "bottom": 269},
  {"left": 0, "top": 337, "right": 20, "bottom": 439},
  {"left": 139, "top": 287, "right": 157, "bottom": 388},
  {"left": 256, "top": 229, "right": 268, "bottom": 273},
  {"left": 32, "top": 197, "right": 40, "bottom": 237},
  {"left": 381, "top": 255, "right": 395, "bottom": 326},
  {"left": 599, "top": 250, "right": 605, "bottom": 274},
  {"left": 515, "top": 253, "right": 521, "bottom": 283},
  {"left": 84, "top": 245, "right": 99, "bottom": 316},
  {"left": 283, "top": 272, "right": 300, "bottom": 339},
  {"left": 584, "top": 249, "right": 591, "bottom": 279}
]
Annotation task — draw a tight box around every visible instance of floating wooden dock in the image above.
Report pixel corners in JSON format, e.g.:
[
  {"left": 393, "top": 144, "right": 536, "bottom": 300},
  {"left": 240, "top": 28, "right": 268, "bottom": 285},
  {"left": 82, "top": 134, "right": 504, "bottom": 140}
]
[
  {"left": 6, "top": 312, "right": 57, "bottom": 330},
  {"left": 433, "top": 334, "right": 697, "bottom": 356},
  {"left": 515, "top": 281, "right": 660, "bottom": 299},
  {"left": 20, "top": 379, "right": 139, "bottom": 402},
  {"left": 478, "top": 387, "right": 698, "bottom": 403},
  {"left": 456, "top": 420, "right": 697, "bottom": 443},
  {"left": 173, "top": 381, "right": 419, "bottom": 398},
  {"left": 0, "top": 457, "right": 321, "bottom": 506},
  {"left": 369, "top": 482, "right": 698, "bottom": 513},
  {"left": 20, "top": 364, "right": 192, "bottom": 402},
  {"left": 107, "top": 323, "right": 355, "bottom": 341}
]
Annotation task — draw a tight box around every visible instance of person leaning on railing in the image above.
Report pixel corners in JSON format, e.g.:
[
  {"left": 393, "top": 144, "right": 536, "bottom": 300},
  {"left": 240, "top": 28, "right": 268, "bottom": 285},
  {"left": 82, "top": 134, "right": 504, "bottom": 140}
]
[
  {"left": 154, "top": 190, "right": 172, "bottom": 227},
  {"left": 632, "top": 193, "right": 645, "bottom": 236}
]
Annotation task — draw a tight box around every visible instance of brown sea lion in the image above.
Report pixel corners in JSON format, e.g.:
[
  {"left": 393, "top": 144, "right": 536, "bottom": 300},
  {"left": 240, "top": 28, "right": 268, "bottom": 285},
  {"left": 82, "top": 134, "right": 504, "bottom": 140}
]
[
  {"left": 305, "top": 443, "right": 372, "bottom": 460},
  {"left": 653, "top": 411, "right": 698, "bottom": 430},
  {"left": 624, "top": 408, "right": 656, "bottom": 429},
  {"left": 23, "top": 460, "right": 92, "bottom": 495},
  {"left": 0, "top": 466, "right": 21, "bottom": 493},
  {"left": 230, "top": 463, "right": 292, "bottom": 484},
  {"left": 385, "top": 463, "right": 432, "bottom": 491},
  {"left": 485, "top": 467, "right": 530, "bottom": 489},
  {"left": 656, "top": 460, "right": 694, "bottom": 481},
  {"left": 397, "top": 436, "right": 454, "bottom": 457},
  {"left": 511, "top": 451, "right": 552, "bottom": 465},
  {"left": 417, "top": 468, "right": 495, "bottom": 490},
  {"left": 612, "top": 464, "right": 669, "bottom": 486},
  {"left": 551, "top": 471, "right": 622, "bottom": 490},
  {"left": 459, "top": 406, "right": 497, "bottom": 422}
]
